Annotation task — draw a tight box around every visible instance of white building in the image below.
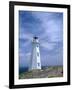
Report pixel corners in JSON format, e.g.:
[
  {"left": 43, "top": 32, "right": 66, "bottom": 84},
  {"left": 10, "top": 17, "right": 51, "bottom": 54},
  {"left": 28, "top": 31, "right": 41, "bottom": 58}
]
[{"left": 29, "top": 37, "right": 41, "bottom": 70}]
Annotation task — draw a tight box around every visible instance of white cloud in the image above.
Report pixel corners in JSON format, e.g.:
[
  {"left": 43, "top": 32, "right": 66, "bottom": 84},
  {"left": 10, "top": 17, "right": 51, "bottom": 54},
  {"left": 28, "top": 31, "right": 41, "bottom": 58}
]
[
  {"left": 26, "top": 52, "right": 31, "bottom": 56},
  {"left": 40, "top": 42, "right": 55, "bottom": 50},
  {"left": 20, "top": 31, "right": 33, "bottom": 41},
  {"left": 31, "top": 12, "right": 63, "bottom": 43},
  {"left": 19, "top": 11, "right": 63, "bottom": 67},
  {"left": 19, "top": 52, "right": 31, "bottom": 66}
]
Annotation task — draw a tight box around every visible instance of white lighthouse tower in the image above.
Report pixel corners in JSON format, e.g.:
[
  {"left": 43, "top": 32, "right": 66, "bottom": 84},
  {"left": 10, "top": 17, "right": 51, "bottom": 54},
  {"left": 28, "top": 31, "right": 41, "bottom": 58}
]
[{"left": 29, "top": 37, "right": 41, "bottom": 70}]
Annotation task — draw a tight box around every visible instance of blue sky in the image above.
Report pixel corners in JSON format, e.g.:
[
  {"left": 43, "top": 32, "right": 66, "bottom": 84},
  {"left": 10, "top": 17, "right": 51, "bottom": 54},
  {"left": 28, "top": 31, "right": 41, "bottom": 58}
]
[{"left": 19, "top": 11, "right": 63, "bottom": 68}]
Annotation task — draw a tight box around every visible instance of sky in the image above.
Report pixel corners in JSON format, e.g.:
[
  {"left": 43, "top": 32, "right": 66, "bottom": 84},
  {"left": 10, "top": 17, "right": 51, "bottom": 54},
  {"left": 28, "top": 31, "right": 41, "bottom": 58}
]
[{"left": 19, "top": 10, "right": 63, "bottom": 68}]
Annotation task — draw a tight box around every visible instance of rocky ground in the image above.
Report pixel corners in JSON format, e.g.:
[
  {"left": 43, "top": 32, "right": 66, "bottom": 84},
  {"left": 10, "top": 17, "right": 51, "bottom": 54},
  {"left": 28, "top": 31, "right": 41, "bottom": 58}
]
[{"left": 19, "top": 66, "right": 63, "bottom": 79}]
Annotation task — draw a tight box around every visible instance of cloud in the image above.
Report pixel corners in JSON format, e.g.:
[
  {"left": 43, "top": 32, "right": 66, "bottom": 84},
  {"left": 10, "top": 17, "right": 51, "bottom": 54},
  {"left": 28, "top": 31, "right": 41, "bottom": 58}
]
[
  {"left": 20, "top": 32, "right": 33, "bottom": 41},
  {"left": 40, "top": 42, "right": 55, "bottom": 50},
  {"left": 41, "top": 52, "right": 63, "bottom": 66},
  {"left": 19, "top": 11, "right": 63, "bottom": 67},
  {"left": 19, "top": 52, "right": 31, "bottom": 67},
  {"left": 31, "top": 12, "right": 63, "bottom": 43}
]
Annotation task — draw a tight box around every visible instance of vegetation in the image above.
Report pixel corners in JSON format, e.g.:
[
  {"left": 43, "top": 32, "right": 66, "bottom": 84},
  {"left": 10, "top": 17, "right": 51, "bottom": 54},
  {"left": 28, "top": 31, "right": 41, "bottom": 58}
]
[{"left": 19, "top": 66, "right": 63, "bottom": 79}]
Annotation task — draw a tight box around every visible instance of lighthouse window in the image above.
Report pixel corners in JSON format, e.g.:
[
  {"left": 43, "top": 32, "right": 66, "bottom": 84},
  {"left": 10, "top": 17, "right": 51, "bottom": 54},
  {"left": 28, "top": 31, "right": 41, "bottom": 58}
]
[
  {"left": 37, "top": 52, "right": 39, "bottom": 56},
  {"left": 38, "top": 63, "right": 40, "bottom": 66}
]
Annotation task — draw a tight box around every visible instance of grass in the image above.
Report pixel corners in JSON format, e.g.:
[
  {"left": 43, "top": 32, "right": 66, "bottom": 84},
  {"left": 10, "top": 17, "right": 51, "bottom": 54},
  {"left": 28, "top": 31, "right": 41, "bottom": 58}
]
[{"left": 19, "top": 66, "right": 63, "bottom": 79}]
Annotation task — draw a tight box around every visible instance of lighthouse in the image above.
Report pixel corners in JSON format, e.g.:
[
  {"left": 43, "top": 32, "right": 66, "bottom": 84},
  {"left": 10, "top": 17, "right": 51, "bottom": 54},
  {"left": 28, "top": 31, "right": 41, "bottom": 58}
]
[{"left": 29, "top": 37, "right": 41, "bottom": 70}]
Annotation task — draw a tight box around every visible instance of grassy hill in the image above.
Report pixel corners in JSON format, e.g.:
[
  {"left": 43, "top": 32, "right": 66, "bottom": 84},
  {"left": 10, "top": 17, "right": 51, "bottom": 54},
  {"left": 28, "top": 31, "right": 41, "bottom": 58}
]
[{"left": 19, "top": 66, "right": 63, "bottom": 79}]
